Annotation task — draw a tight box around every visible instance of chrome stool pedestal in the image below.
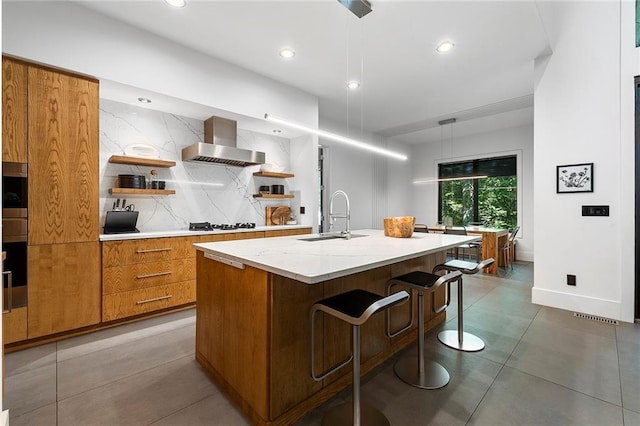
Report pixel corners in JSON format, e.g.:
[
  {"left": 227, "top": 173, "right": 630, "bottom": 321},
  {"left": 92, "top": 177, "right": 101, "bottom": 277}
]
[
  {"left": 432, "top": 258, "right": 495, "bottom": 352},
  {"left": 386, "top": 270, "right": 462, "bottom": 389},
  {"left": 310, "top": 289, "right": 409, "bottom": 426}
]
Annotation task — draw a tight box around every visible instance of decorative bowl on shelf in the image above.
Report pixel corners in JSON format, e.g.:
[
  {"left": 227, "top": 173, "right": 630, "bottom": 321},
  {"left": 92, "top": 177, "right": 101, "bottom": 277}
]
[{"left": 383, "top": 216, "right": 415, "bottom": 238}]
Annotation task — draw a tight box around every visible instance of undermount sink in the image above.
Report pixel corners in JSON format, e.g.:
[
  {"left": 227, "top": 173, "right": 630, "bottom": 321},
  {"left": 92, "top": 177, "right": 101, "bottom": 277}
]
[{"left": 298, "top": 233, "right": 368, "bottom": 242}]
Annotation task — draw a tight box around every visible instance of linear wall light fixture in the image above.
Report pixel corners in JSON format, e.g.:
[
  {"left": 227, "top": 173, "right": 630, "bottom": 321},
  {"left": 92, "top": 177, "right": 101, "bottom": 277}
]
[{"left": 264, "top": 114, "right": 408, "bottom": 161}]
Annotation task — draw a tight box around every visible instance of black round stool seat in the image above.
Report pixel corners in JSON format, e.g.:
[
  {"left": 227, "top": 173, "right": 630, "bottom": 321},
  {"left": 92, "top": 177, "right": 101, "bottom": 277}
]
[
  {"left": 316, "top": 289, "right": 404, "bottom": 324},
  {"left": 388, "top": 270, "right": 442, "bottom": 289},
  {"left": 435, "top": 258, "right": 484, "bottom": 274}
]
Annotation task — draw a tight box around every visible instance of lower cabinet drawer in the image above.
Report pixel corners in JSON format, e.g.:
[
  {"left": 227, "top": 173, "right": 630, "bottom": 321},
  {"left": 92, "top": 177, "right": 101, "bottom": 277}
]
[
  {"left": 103, "top": 258, "right": 196, "bottom": 294},
  {"left": 102, "top": 281, "right": 196, "bottom": 322}
]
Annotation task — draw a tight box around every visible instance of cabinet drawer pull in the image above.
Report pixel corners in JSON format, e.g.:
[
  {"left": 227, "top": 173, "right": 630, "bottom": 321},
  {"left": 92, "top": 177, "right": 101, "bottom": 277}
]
[
  {"left": 136, "top": 271, "right": 172, "bottom": 279},
  {"left": 135, "top": 295, "right": 172, "bottom": 305},
  {"left": 136, "top": 247, "right": 173, "bottom": 254}
]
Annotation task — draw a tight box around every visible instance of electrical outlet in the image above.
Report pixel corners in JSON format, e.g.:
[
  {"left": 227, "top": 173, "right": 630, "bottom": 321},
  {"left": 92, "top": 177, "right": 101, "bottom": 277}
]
[
  {"left": 567, "top": 274, "right": 576, "bottom": 286},
  {"left": 300, "top": 206, "right": 305, "bottom": 214}
]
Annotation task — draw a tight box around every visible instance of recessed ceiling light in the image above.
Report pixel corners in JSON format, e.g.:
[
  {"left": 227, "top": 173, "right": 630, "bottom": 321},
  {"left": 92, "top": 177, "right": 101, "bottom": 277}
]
[
  {"left": 137, "top": 97, "right": 152, "bottom": 104},
  {"left": 272, "top": 129, "right": 282, "bottom": 134},
  {"left": 347, "top": 80, "right": 361, "bottom": 90},
  {"left": 164, "top": 0, "right": 186, "bottom": 8},
  {"left": 436, "top": 40, "right": 455, "bottom": 53},
  {"left": 279, "top": 48, "right": 296, "bottom": 59}
]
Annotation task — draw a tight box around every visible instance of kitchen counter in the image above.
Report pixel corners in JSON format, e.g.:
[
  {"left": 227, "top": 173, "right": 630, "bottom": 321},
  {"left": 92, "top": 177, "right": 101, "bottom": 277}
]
[
  {"left": 99, "top": 224, "right": 311, "bottom": 241},
  {"left": 194, "top": 228, "right": 479, "bottom": 284},
  {"left": 193, "top": 229, "right": 479, "bottom": 425}
]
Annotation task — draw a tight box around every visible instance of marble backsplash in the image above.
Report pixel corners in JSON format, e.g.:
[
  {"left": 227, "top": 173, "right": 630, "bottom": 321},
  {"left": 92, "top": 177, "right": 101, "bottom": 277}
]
[{"left": 99, "top": 99, "right": 294, "bottom": 233}]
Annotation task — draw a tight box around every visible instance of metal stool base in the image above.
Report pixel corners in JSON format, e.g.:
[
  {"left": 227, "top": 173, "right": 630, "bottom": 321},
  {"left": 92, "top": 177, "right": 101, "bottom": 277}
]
[
  {"left": 394, "top": 355, "right": 450, "bottom": 389},
  {"left": 438, "top": 330, "right": 485, "bottom": 352},
  {"left": 321, "top": 402, "right": 390, "bottom": 426}
]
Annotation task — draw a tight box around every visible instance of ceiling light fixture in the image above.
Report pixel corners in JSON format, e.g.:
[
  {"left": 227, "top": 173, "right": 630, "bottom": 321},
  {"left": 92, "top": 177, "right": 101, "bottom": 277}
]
[
  {"left": 347, "top": 80, "right": 361, "bottom": 90},
  {"left": 436, "top": 40, "right": 455, "bottom": 53},
  {"left": 264, "top": 113, "right": 407, "bottom": 161},
  {"left": 279, "top": 48, "right": 296, "bottom": 59},
  {"left": 413, "top": 117, "right": 488, "bottom": 184},
  {"left": 337, "top": 0, "right": 372, "bottom": 19},
  {"left": 164, "top": 0, "right": 186, "bottom": 8},
  {"left": 272, "top": 129, "right": 282, "bottom": 134},
  {"left": 137, "top": 97, "right": 152, "bottom": 104}
]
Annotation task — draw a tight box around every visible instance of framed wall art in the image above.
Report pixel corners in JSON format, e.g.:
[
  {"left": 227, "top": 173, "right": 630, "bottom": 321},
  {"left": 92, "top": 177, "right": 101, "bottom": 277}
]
[{"left": 556, "top": 163, "right": 593, "bottom": 193}]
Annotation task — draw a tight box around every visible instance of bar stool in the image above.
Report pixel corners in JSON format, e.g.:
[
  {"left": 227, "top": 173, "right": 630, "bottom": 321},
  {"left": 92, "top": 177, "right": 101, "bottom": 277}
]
[
  {"left": 432, "top": 258, "right": 495, "bottom": 352},
  {"left": 310, "top": 289, "right": 409, "bottom": 426},
  {"left": 386, "top": 270, "right": 462, "bottom": 389}
]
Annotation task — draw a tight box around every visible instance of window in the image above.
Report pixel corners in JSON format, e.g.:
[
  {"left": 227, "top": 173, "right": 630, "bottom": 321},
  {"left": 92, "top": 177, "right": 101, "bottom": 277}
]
[{"left": 438, "top": 155, "right": 517, "bottom": 229}]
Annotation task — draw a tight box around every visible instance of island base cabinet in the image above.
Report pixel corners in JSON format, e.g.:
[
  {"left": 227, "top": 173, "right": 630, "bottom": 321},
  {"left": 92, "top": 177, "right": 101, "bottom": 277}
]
[
  {"left": 195, "top": 250, "right": 446, "bottom": 425},
  {"left": 27, "top": 242, "right": 101, "bottom": 339}
]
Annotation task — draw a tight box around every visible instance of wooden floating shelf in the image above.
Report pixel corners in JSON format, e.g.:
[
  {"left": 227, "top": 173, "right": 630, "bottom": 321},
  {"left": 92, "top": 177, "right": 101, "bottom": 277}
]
[
  {"left": 252, "top": 171, "right": 294, "bottom": 178},
  {"left": 109, "top": 188, "right": 176, "bottom": 195},
  {"left": 109, "top": 155, "right": 176, "bottom": 168},
  {"left": 252, "top": 194, "right": 294, "bottom": 199}
]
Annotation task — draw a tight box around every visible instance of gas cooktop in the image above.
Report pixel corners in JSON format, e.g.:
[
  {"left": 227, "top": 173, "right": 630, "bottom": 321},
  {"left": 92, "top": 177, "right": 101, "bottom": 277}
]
[{"left": 189, "top": 222, "right": 256, "bottom": 232}]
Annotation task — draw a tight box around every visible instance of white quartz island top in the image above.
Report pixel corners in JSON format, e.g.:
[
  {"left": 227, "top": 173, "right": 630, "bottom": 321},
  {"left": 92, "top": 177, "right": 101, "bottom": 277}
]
[{"left": 193, "top": 229, "right": 480, "bottom": 284}]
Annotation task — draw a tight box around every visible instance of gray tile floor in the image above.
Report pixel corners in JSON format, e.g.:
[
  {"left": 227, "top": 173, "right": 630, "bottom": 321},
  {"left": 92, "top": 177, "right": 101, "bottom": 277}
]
[{"left": 5, "top": 262, "right": 640, "bottom": 425}]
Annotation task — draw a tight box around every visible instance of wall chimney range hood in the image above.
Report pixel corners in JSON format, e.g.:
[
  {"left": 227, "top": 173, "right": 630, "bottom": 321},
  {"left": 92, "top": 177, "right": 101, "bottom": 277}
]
[{"left": 182, "top": 116, "right": 266, "bottom": 167}]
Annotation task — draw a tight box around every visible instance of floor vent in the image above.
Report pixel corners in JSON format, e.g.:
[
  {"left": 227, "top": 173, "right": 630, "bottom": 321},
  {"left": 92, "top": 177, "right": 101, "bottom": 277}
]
[{"left": 573, "top": 312, "right": 619, "bottom": 325}]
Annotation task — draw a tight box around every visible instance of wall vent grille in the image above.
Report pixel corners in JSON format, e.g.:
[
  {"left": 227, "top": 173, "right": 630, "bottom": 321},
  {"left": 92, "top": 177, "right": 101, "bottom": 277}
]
[{"left": 573, "top": 312, "right": 619, "bottom": 325}]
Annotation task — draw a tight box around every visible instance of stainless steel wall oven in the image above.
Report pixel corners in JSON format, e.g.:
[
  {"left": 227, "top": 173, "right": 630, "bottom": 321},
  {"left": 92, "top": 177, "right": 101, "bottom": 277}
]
[{"left": 2, "top": 162, "right": 28, "bottom": 311}]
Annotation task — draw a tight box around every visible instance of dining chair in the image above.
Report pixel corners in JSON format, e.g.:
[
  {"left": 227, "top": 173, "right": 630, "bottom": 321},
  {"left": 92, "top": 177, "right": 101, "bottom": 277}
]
[
  {"left": 414, "top": 223, "right": 429, "bottom": 233},
  {"left": 444, "top": 227, "right": 480, "bottom": 260},
  {"left": 499, "top": 226, "right": 520, "bottom": 273}
]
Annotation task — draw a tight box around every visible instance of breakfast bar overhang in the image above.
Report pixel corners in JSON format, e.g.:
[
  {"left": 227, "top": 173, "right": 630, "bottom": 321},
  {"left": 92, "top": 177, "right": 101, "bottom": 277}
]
[{"left": 193, "top": 229, "right": 480, "bottom": 425}]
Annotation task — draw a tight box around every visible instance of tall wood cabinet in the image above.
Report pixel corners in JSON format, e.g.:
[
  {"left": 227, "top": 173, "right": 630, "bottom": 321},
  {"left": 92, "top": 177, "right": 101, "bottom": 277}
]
[
  {"left": 1, "top": 58, "right": 102, "bottom": 340},
  {"left": 2, "top": 58, "right": 28, "bottom": 163},
  {"left": 27, "top": 66, "right": 99, "bottom": 245}
]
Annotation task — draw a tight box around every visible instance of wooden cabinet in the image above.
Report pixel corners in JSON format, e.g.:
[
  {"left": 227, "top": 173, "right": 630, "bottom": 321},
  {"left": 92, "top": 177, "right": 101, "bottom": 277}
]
[
  {"left": 2, "top": 57, "right": 28, "bottom": 163},
  {"left": 101, "top": 236, "right": 208, "bottom": 322},
  {"left": 27, "top": 242, "right": 101, "bottom": 338},
  {"left": 27, "top": 66, "right": 99, "bottom": 245},
  {"left": 100, "top": 229, "right": 309, "bottom": 322}
]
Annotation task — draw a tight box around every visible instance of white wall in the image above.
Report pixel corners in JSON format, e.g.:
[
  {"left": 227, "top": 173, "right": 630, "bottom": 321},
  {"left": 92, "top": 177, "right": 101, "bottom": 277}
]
[
  {"left": 317, "top": 118, "right": 409, "bottom": 231},
  {"left": 403, "top": 114, "right": 534, "bottom": 261},
  {"left": 533, "top": 0, "right": 635, "bottom": 322}
]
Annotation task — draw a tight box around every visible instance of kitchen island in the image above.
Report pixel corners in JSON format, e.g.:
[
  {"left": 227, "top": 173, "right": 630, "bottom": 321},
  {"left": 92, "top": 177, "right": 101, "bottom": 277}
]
[{"left": 193, "top": 229, "right": 479, "bottom": 425}]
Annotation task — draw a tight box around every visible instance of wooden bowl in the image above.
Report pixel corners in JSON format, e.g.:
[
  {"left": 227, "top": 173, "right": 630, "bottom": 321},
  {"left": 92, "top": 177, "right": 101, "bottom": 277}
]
[{"left": 383, "top": 216, "right": 415, "bottom": 238}]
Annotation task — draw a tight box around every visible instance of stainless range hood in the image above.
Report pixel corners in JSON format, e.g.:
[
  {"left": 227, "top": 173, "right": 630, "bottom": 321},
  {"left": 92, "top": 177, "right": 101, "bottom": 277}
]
[{"left": 182, "top": 116, "right": 266, "bottom": 167}]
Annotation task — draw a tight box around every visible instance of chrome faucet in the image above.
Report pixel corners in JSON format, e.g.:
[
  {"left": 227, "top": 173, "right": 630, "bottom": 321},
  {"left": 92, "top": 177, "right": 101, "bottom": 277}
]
[{"left": 328, "top": 190, "right": 351, "bottom": 239}]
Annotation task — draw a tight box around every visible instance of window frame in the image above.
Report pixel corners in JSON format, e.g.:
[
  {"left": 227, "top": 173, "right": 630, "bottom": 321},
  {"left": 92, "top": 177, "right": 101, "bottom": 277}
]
[{"left": 437, "top": 154, "right": 520, "bottom": 229}]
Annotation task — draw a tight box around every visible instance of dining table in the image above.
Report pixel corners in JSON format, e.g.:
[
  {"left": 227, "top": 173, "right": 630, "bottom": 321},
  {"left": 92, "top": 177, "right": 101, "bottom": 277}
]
[{"left": 427, "top": 225, "right": 509, "bottom": 274}]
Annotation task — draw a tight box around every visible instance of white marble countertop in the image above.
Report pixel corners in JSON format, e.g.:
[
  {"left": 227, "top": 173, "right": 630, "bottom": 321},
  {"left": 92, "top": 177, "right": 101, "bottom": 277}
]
[
  {"left": 194, "top": 229, "right": 481, "bottom": 284},
  {"left": 99, "top": 224, "right": 312, "bottom": 241}
]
